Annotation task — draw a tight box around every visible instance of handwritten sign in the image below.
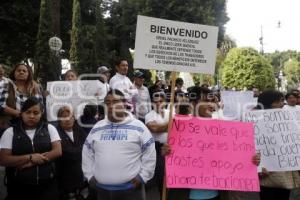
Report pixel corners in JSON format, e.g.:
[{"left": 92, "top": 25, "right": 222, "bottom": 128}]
[
  {"left": 221, "top": 91, "right": 257, "bottom": 120},
  {"left": 134, "top": 15, "right": 218, "bottom": 74},
  {"left": 166, "top": 115, "right": 259, "bottom": 191},
  {"left": 46, "top": 80, "right": 108, "bottom": 121},
  {"left": 243, "top": 109, "right": 300, "bottom": 171}
]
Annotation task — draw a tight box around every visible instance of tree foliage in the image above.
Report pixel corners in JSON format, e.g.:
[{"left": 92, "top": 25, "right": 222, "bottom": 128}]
[
  {"left": 264, "top": 50, "right": 299, "bottom": 76},
  {"left": 70, "top": 0, "right": 82, "bottom": 72},
  {"left": 0, "top": 0, "right": 40, "bottom": 65},
  {"left": 0, "top": 0, "right": 229, "bottom": 80},
  {"left": 283, "top": 59, "right": 300, "bottom": 90},
  {"left": 221, "top": 47, "right": 276, "bottom": 90},
  {"left": 34, "top": 0, "right": 61, "bottom": 87}
]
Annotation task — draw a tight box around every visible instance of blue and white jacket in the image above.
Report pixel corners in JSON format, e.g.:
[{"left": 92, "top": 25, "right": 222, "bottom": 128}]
[{"left": 82, "top": 113, "right": 156, "bottom": 188}]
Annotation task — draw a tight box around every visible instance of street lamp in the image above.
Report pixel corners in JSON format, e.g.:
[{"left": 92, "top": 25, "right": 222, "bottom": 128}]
[
  {"left": 49, "top": 36, "right": 63, "bottom": 56},
  {"left": 259, "top": 21, "right": 281, "bottom": 54}
]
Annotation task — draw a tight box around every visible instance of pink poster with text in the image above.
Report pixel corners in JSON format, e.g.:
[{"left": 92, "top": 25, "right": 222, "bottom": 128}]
[{"left": 166, "top": 115, "right": 260, "bottom": 191}]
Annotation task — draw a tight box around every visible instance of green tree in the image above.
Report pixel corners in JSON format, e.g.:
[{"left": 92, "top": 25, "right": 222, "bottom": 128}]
[
  {"left": 215, "top": 35, "right": 237, "bottom": 85},
  {"left": 221, "top": 47, "right": 275, "bottom": 90},
  {"left": 70, "top": 0, "right": 84, "bottom": 73},
  {"left": 283, "top": 59, "right": 300, "bottom": 90},
  {"left": 0, "top": 1, "right": 40, "bottom": 65},
  {"left": 34, "top": 0, "right": 61, "bottom": 87},
  {"left": 264, "top": 50, "right": 298, "bottom": 77}
]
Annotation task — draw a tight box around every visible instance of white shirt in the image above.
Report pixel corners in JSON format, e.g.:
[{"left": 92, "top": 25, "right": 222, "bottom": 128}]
[
  {"left": 109, "top": 73, "right": 138, "bottom": 101},
  {"left": 145, "top": 109, "right": 169, "bottom": 143},
  {"left": 0, "top": 124, "right": 61, "bottom": 149},
  {"left": 0, "top": 77, "right": 9, "bottom": 94},
  {"left": 283, "top": 105, "right": 300, "bottom": 110},
  {"left": 82, "top": 113, "right": 156, "bottom": 184},
  {"left": 132, "top": 85, "right": 152, "bottom": 119},
  {"left": 96, "top": 80, "right": 110, "bottom": 103},
  {"left": 65, "top": 131, "right": 74, "bottom": 142}
]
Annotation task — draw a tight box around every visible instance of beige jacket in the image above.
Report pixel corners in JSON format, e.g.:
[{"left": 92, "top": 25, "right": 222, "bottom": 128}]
[{"left": 260, "top": 171, "right": 300, "bottom": 189}]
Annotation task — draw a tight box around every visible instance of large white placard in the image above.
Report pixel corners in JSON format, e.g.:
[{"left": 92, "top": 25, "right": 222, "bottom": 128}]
[
  {"left": 221, "top": 91, "right": 257, "bottom": 120},
  {"left": 134, "top": 15, "right": 219, "bottom": 74},
  {"left": 46, "top": 80, "right": 107, "bottom": 121},
  {"left": 243, "top": 108, "right": 300, "bottom": 172}
]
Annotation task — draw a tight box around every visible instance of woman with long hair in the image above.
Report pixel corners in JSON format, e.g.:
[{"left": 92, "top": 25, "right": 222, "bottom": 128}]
[{"left": 0, "top": 63, "right": 43, "bottom": 126}]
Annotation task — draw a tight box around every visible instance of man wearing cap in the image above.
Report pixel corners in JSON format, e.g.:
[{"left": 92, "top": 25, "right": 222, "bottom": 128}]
[
  {"left": 132, "top": 70, "right": 151, "bottom": 123},
  {"left": 96, "top": 66, "right": 111, "bottom": 120},
  {"left": 109, "top": 59, "right": 138, "bottom": 104},
  {"left": 97, "top": 66, "right": 111, "bottom": 84}
]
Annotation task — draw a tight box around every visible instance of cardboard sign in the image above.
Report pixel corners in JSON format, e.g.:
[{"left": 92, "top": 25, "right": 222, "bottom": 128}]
[
  {"left": 221, "top": 91, "right": 257, "bottom": 120},
  {"left": 46, "top": 80, "right": 107, "bottom": 121},
  {"left": 243, "top": 109, "right": 300, "bottom": 172},
  {"left": 166, "top": 115, "right": 259, "bottom": 191},
  {"left": 134, "top": 15, "right": 218, "bottom": 74}
]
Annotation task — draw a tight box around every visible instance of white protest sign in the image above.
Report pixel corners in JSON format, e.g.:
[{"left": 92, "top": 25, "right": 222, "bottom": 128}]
[
  {"left": 134, "top": 15, "right": 219, "bottom": 74},
  {"left": 243, "top": 109, "right": 300, "bottom": 171},
  {"left": 221, "top": 91, "right": 257, "bottom": 120},
  {"left": 46, "top": 80, "right": 107, "bottom": 121}
]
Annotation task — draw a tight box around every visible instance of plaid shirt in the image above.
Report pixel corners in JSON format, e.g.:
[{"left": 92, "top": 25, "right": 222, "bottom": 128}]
[
  {"left": 0, "top": 79, "right": 43, "bottom": 112},
  {"left": 0, "top": 77, "right": 9, "bottom": 95}
]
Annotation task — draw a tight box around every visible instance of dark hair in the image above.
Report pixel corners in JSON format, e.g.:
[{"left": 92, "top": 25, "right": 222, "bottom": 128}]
[
  {"left": 9, "top": 63, "right": 33, "bottom": 85},
  {"left": 115, "top": 59, "right": 128, "bottom": 66},
  {"left": 105, "top": 89, "right": 126, "bottom": 102},
  {"left": 83, "top": 104, "right": 97, "bottom": 117},
  {"left": 175, "top": 78, "right": 184, "bottom": 86},
  {"left": 256, "top": 90, "right": 284, "bottom": 109},
  {"left": 65, "top": 69, "right": 78, "bottom": 79},
  {"left": 188, "top": 86, "right": 212, "bottom": 103},
  {"left": 285, "top": 92, "right": 297, "bottom": 100},
  {"left": 21, "top": 97, "right": 43, "bottom": 113},
  {"left": 177, "top": 95, "right": 190, "bottom": 115}
]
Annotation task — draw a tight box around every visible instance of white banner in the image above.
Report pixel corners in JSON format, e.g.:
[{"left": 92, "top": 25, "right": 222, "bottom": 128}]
[
  {"left": 134, "top": 15, "right": 218, "bottom": 74},
  {"left": 221, "top": 91, "right": 257, "bottom": 120},
  {"left": 46, "top": 80, "right": 107, "bottom": 121},
  {"left": 243, "top": 108, "right": 300, "bottom": 172}
]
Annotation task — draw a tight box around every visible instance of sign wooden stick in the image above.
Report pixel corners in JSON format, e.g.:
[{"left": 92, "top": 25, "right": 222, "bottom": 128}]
[{"left": 162, "top": 71, "right": 177, "bottom": 200}]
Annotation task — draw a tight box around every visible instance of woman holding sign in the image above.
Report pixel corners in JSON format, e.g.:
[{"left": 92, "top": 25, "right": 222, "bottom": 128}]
[
  {"left": 163, "top": 86, "right": 220, "bottom": 200},
  {"left": 255, "top": 90, "right": 300, "bottom": 200},
  {"left": 162, "top": 86, "right": 260, "bottom": 200}
]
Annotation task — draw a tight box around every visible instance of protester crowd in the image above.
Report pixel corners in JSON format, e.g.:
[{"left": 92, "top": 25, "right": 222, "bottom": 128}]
[{"left": 0, "top": 60, "right": 299, "bottom": 200}]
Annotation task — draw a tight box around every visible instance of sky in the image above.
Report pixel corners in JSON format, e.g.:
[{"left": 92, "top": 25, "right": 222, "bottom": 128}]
[{"left": 225, "top": 0, "right": 300, "bottom": 53}]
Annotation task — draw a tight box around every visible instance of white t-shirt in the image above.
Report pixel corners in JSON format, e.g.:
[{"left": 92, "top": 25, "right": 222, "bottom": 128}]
[
  {"left": 283, "top": 105, "right": 300, "bottom": 110},
  {"left": 109, "top": 73, "right": 138, "bottom": 101},
  {"left": 0, "top": 124, "right": 61, "bottom": 149},
  {"left": 65, "top": 131, "right": 74, "bottom": 142},
  {"left": 145, "top": 109, "right": 169, "bottom": 143}
]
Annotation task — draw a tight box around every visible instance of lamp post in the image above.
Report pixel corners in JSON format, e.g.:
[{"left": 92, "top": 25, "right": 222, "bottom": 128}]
[{"left": 259, "top": 21, "right": 281, "bottom": 54}]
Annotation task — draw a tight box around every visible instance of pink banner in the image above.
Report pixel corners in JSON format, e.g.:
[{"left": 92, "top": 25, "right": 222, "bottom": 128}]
[{"left": 166, "top": 115, "right": 260, "bottom": 191}]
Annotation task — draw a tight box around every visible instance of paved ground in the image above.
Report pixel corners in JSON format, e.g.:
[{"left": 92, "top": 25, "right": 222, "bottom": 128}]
[{"left": 0, "top": 168, "right": 299, "bottom": 200}]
